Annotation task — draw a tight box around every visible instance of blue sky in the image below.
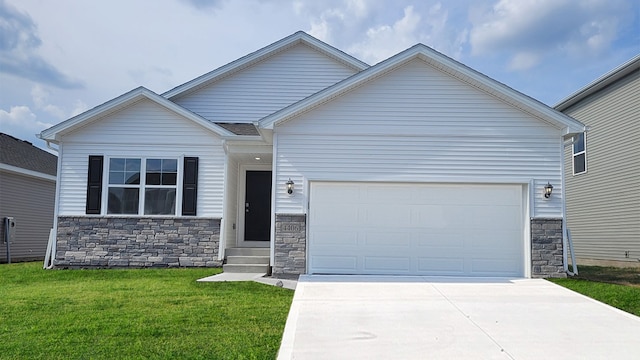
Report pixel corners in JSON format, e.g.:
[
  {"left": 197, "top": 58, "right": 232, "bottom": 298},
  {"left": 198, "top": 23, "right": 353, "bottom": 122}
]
[{"left": 1, "top": 0, "right": 638, "bottom": 150}]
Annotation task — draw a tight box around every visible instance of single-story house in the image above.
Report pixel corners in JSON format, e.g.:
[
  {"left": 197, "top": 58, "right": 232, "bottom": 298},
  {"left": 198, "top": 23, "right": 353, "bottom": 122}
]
[
  {"left": 39, "top": 31, "right": 585, "bottom": 278},
  {"left": 1, "top": 133, "right": 57, "bottom": 263},
  {"left": 556, "top": 54, "right": 639, "bottom": 267}
]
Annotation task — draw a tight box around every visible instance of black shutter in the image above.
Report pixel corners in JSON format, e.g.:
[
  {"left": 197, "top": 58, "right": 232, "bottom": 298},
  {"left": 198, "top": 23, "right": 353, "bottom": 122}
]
[
  {"left": 182, "top": 157, "right": 198, "bottom": 216},
  {"left": 86, "top": 155, "right": 104, "bottom": 214}
]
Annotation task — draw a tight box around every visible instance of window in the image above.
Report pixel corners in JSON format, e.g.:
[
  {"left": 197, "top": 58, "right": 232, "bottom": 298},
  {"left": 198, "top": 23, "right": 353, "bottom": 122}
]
[
  {"left": 106, "top": 158, "right": 177, "bottom": 215},
  {"left": 86, "top": 156, "right": 198, "bottom": 216},
  {"left": 572, "top": 132, "right": 586, "bottom": 175}
]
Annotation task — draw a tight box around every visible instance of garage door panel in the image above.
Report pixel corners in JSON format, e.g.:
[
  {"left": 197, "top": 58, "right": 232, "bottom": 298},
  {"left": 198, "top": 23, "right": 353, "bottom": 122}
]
[
  {"left": 309, "top": 182, "right": 525, "bottom": 277},
  {"left": 472, "top": 259, "right": 520, "bottom": 276},
  {"left": 312, "top": 230, "right": 358, "bottom": 246},
  {"left": 311, "top": 255, "right": 357, "bottom": 272},
  {"left": 364, "top": 256, "right": 410, "bottom": 272},
  {"left": 415, "top": 233, "right": 465, "bottom": 247},
  {"left": 418, "top": 258, "right": 465, "bottom": 274},
  {"left": 364, "top": 232, "right": 411, "bottom": 246},
  {"left": 365, "top": 206, "right": 412, "bottom": 226}
]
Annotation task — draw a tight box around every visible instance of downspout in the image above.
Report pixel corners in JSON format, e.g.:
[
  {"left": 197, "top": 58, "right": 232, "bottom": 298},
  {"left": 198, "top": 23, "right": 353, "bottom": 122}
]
[
  {"left": 218, "top": 140, "right": 230, "bottom": 262},
  {"left": 42, "top": 139, "right": 60, "bottom": 269}
]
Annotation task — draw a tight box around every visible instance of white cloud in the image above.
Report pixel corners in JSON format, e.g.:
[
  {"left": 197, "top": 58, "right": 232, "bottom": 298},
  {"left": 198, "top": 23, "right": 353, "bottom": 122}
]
[
  {"left": 0, "top": 105, "right": 52, "bottom": 130},
  {"left": 348, "top": 6, "right": 422, "bottom": 64},
  {"left": 469, "top": 0, "right": 634, "bottom": 70},
  {"left": 30, "top": 85, "right": 66, "bottom": 119}
]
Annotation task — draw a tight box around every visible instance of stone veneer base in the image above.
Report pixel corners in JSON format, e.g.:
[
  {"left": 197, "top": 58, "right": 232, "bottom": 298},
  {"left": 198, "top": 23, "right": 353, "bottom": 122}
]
[
  {"left": 273, "top": 214, "right": 306, "bottom": 279},
  {"left": 55, "top": 216, "right": 221, "bottom": 268},
  {"left": 531, "top": 218, "right": 566, "bottom": 278}
]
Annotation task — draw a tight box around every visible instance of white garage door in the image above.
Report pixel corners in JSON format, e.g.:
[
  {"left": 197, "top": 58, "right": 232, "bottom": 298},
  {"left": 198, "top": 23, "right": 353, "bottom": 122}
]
[{"left": 308, "top": 182, "right": 524, "bottom": 277}]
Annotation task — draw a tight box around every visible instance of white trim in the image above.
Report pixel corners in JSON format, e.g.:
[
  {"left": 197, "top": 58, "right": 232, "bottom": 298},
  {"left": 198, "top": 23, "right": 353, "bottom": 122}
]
[
  {"left": 237, "top": 164, "right": 272, "bottom": 248},
  {"left": 162, "top": 31, "right": 368, "bottom": 99},
  {"left": 522, "top": 183, "right": 532, "bottom": 278},
  {"left": 0, "top": 163, "right": 56, "bottom": 181}
]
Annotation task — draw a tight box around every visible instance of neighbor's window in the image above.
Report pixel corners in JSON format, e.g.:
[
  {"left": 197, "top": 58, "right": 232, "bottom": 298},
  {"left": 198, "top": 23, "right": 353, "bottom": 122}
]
[
  {"left": 572, "top": 132, "right": 586, "bottom": 175},
  {"left": 107, "top": 158, "right": 177, "bottom": 215}
]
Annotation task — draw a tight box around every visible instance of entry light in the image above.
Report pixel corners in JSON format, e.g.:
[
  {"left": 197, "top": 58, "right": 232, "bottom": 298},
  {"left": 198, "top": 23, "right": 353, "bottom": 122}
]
[
  {"left": 286, "top": 178, "right": 295, "bottom": 195},
  {"left": 544, "top": 183, "right": 553, "bottom": 198}
]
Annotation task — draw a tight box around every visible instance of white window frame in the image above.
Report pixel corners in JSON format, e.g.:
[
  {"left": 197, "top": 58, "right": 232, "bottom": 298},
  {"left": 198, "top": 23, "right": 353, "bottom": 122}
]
[
  {"left": 102, "top": 156, "right": 184, "bottom": 216},
  {"left": 572, "top": 132, "right": 587, "bottom": 175}
]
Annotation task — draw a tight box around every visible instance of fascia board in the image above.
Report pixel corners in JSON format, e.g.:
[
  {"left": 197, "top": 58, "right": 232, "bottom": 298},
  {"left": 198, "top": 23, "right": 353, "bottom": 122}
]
[{"left": 162, "top": 31, "right": 368, "bottom": 100}]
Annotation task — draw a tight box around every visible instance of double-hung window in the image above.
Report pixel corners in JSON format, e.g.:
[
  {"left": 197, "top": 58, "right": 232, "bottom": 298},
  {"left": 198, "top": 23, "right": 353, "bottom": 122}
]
[
  {"left": 86, "top": 155, "right": 198, "bottom": 216},
  {"left": 572, "top": 132, "right": 586, "bottom": 175},
  {"left": 107, "top": 158, "right": 177, "bottom": 215}
]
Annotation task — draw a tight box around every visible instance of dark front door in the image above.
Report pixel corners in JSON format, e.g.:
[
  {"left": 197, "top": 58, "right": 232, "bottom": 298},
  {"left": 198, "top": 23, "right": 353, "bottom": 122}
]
[{"left": 244, "top": 170, "right": 272, "bottom": 241}]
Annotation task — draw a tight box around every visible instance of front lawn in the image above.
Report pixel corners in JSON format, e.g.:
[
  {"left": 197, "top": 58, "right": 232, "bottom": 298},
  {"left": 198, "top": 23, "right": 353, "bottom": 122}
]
[
  {"left": 549, "top": 265, "right": 640, "bottom": 316},
  {"left": 0, "top": 262, "right": 294, "bottom": 359}
]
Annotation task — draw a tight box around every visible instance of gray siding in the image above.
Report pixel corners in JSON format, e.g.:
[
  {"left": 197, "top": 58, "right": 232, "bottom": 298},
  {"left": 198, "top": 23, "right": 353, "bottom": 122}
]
[
  {"left": 0, "top": 171, "right": 55, "bottom": 262},
  {"left": 563, "top": 69, "right": 640, "bottom": 264}
]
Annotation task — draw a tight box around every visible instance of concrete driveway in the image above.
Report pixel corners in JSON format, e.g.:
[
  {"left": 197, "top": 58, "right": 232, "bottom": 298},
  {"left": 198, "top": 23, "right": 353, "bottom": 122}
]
[{"left": 278, "top": 275, "right": 640, "bottom": 359}]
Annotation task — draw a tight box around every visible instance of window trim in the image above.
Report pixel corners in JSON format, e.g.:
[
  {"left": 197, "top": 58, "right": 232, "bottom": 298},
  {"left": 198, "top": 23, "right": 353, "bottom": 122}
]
[
  {"left": 101, "top": 156, "right": 184, "bottom": 216},
  {"left": 572, "top": 132, "right": 587, "bottom": 175}
]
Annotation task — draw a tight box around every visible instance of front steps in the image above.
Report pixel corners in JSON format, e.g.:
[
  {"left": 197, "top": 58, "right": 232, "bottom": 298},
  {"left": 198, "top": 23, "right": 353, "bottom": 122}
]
[{"left": 223, "top": 247, "right": 270, "bottom": 273}]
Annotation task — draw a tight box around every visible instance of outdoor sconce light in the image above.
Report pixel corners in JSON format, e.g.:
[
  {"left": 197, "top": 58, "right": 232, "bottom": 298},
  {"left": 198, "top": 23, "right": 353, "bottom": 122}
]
[
  {"left": 544, "top": 182, "right": 553, "bottom": 198},
  {"left": 286, "top": 178, "right": 295, "bottom": 195}
]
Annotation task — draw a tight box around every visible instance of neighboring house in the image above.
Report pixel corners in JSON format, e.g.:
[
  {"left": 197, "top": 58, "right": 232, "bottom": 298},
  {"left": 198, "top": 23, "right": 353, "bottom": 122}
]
[
  {"left": 0, "top": 133, "right": 57, "bottom": 262},
  {"left": 39, "top": 32, "right": 585, "bottom": 278},
  {"left": 556, "top": 54, "right": 640, "bottom": 268}
]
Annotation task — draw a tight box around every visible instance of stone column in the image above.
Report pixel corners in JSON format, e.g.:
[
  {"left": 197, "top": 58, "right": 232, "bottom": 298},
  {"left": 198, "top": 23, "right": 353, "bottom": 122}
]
[
  {"left": 531, "top": 218, "right": 566, "bottom": 278},
  {"left": 273, "top": 214, "right": 306, "bottom": 279}
]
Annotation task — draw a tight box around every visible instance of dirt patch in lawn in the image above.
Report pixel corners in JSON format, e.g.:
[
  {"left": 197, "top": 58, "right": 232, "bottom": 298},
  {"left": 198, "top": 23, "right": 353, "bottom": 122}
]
[{"left": 572, "top": 265, "right": 640, "bottom": 288}]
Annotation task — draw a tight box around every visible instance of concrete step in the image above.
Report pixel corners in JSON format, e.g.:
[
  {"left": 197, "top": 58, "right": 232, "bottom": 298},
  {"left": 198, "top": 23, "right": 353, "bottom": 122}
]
[
  {"left": 226, "top": 255, "right": 270, "bottom": 265},
  {"left": 223, "top": 264, "right": 269, "bottom": 273},
  {"left": 226, "top": 247, "right": 269, "bottom": 257}
]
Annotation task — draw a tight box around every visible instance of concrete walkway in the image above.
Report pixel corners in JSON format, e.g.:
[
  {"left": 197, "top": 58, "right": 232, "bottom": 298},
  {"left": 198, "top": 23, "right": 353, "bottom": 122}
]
[
  {"left": 278, "top": 275, "right": 640, "bottom": 360},
  {"left": 197, "top": 272, "right": 297, "bottom": 290}
]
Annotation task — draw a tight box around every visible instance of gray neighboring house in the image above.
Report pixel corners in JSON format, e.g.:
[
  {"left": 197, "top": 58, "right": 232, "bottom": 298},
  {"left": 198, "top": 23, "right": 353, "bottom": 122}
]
[
  {"left": 556, "top": 54, "right": 640, "bottom": 268},
  {"left": 0, "top": 133, "right": 58, "bottom": 262}
]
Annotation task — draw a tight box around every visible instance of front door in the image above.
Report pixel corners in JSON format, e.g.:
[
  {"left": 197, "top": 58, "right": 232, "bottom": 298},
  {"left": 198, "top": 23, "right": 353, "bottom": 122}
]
[{"left": 243, "top": 170, "right": 272, "bottom": 242}]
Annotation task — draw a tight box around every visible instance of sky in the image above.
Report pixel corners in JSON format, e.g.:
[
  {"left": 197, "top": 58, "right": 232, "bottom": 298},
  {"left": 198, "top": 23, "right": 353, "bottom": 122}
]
[{"left": 1, "top": 0, "right": 638, "bottom": 151}]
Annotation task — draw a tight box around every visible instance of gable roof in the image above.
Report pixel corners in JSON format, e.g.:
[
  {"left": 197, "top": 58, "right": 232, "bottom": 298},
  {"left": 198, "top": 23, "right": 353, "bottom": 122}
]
[
  {"left": 0, "top": 133, "right": 57, "bottom": 176},
  {"left": 554, "top": 54, "right": 640, "bottom": 111},
  {"left": 162, "top": 31, "right": 369, "bottom": 100},
  {"left": 39, "top": 87, "right": 235, "bottom": 142},
  {"left": 260, "top": 44, "right": 586, "bottom": 136}
]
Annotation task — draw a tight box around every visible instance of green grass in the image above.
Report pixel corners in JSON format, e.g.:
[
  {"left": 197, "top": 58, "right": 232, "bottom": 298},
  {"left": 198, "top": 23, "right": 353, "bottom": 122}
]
[
  {"left": 0, "top": 262, "right": 294, "bottom": 359},
  {"left": 549, "top": 265, "right": 640, "bottom": 317}
]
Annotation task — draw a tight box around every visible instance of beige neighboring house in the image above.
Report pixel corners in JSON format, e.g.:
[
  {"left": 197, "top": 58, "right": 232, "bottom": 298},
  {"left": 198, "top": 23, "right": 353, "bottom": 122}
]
[
  {"left": 556, "top": 54, "right": 640, "bottom": 267},
  {"left": 0, "top": 133, "right": 57, "bottom": 262}
]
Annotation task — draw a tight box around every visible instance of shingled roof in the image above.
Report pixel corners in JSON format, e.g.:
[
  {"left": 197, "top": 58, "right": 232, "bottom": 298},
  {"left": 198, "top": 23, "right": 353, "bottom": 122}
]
[{"left": 0, "top": 133, "right": 57, "bottom": 176}]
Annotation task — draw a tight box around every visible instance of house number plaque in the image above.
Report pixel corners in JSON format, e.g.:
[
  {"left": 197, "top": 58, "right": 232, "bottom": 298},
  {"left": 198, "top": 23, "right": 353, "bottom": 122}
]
[{"left": 282, "top": 224, "right": 300, "bottom": 232}]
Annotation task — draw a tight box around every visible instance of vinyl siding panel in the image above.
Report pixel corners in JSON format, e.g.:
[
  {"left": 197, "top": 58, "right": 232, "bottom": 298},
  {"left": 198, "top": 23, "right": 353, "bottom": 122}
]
[
  {"left": 0, "top": 171, "right": 55, "bottom": 261},
  {"left": 275, "top": 59, "right": 563, "bottom": 216},
  {"left": 58, "top": 100, "right": 225, "bottom": 217},
  {"left": 563, "top": 69, "right": 640, "bottom": 263},
  {"left": 173, "top": 44, "right": 358, "bottom": 123}
]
